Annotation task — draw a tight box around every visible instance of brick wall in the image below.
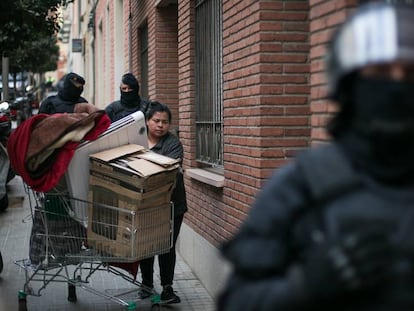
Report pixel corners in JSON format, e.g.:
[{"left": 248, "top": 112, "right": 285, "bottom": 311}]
[
  {"left": 117, "top": 0, "right": 361, "bottom": 248},
  {"left": 130, "top": 1, "right": 179, "bottom": 130},
  {"left": 174, "top": 0, "right": 311, "bottom": 244},
  {"left": 152, "top": 6, "right": 179, "bottom": 130},
  {"left": 176, "top": 0, "right": 209, "bottom": 241},
  {"left": 309, "top": 0, "right": 358, "bottom": 143},
  {"left": 177, "top": 0, "right": 196, "bottom": 174},
  {"left": 129, "top": 0, "right": 147, "bottom": 74},
  {"left": 218, "top": 0, "right": 311, "bottom": 240}
]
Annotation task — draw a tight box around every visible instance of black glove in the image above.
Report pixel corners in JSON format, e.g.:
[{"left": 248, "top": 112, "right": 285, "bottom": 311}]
[{"left": 302, "top": 229, "right": 392, "bottom": 299}]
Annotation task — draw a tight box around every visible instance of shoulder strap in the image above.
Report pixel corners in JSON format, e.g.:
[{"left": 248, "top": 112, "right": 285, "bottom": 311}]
[{"left": 297, "top": 143, "right": 362, "bottom": 205}]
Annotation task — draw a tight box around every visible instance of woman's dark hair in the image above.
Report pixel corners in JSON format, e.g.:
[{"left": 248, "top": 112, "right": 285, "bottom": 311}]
[{"left": 146, "top": 101, "right": 172, "bottom": 123}]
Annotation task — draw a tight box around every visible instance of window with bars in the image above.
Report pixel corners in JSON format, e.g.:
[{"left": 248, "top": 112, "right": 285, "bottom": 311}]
[{"left": 195, "top": 0, "right": 223, "bottom": 167}]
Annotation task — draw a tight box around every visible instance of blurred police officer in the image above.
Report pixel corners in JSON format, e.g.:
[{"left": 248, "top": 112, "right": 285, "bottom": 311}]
[{"left": 218, "top": 2, "right": 414, "bottom": 310}]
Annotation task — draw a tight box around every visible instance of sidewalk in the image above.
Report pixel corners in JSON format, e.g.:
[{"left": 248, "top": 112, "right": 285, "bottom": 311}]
[{"left": 0, "top": 176, "right": 216, "bottom": 311}]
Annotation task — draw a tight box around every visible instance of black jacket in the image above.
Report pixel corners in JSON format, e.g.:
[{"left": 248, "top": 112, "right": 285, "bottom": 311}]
[
  {"left": 150, "top": 132, "right": 187, "bottom": 217},
  {"left": 219, "top": 143, "right": 414, "bottom": 311},
  {"left": 105, "top": 99, "right": 149, "bottom": 122},
  {"left": 39, "top": 95, "right": 88, "bottom": 114}
]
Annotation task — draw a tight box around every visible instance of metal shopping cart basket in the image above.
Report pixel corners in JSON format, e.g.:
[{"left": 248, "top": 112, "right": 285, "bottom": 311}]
[{"left": 15, "top": 181, "right": 173, "bottom": 311}]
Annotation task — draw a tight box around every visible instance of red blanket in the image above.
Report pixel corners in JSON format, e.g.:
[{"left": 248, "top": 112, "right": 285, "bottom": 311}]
[{"left": 7, "top": 111, "right": 110, "bottom": 192}]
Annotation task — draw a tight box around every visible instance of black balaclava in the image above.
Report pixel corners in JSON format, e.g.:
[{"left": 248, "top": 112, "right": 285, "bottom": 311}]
[
  {"left": 59, "top": 72, "right": 85, "bottom": 102},
  {"left": 334, "top": 75, "right": 414, "bottom": 184},
  {"left": 120, "top": 73, "right": 140, "bottom": 108}
]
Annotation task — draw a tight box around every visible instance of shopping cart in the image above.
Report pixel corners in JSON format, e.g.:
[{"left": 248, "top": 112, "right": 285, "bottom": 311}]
[{"left": 15, "top": 182, "right": 173, "bottom": 311}]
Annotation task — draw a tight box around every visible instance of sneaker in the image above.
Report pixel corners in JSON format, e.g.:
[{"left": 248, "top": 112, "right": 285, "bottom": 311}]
[
  {"left": 138, "top": 285, "right": 153, "bottom": 299},
  {"left": 160, "top": 285, "right": 181, "bottom": 304}
]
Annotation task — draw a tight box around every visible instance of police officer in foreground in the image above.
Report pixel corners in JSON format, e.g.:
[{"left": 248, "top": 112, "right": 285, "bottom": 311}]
[
  {"left": 39, "top": 72, "right": 88, "bottom": 114},
  {"left": 218, "top": 2, "right": 414, "bottom": 310}
]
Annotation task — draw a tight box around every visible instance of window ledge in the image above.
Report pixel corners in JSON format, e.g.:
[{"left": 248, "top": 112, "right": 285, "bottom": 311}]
[{"left": 185, "top": 168, "right": 224, "bottom": 188}]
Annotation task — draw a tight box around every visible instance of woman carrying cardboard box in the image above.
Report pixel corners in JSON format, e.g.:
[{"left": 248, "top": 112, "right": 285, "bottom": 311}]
[{"left": 138, "top": 101, "right": 187, "bottom": 304}]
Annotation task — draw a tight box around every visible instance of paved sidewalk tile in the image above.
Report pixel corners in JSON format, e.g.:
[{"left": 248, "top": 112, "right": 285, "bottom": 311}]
[{"left": 0, "top": 177, "right": 216, "bottom": 311}]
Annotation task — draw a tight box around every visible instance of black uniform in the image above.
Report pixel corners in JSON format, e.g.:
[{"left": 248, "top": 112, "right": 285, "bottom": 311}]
[
  {"left": 39, "top": 94, "right": 87, "bottom": 114},
  {"left": 219, "top": 141, "right": 414, "bottom": 311},
  {"left": 104, "top": 98, "right": 149, "bottom": 122},
  {"left": 39, "top": 73, "right": 87, "bottom": 114},
  {"left": 219, "top": 3, "right": 414, "bottom": 310},
  {"left": 105, "top": 72, "right": 149, "bottom": 122}
]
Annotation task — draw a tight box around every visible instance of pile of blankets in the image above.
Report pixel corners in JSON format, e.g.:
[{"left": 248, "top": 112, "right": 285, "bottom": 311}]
[
  {"left": 7, "top": 103, "right": 111, "bottom": 192},
  {"left": 8, "top": 104, "right": 140, "bottom": 277}
]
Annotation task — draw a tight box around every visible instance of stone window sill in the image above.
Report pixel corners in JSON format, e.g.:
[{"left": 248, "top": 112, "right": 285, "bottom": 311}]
[{"left": 185, "top": 168, "right": 224, "bottom": 188}]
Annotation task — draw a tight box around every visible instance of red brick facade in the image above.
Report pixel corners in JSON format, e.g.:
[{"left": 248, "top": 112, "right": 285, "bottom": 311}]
[
  {"left": 309, "top": 0, "right": 358, "bottom": 143},
  {"left": 90, "top": 0, "right": 360, "bottom": 250},
  {"left": 221, "top": 0, "right": 311, "bottom": 239}
]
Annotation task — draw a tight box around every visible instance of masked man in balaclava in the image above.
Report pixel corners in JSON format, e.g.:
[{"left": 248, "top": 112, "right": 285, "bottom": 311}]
[
  {"left": 39, "top": 72, "right": 88, "bottom": 114},
  {"left": 218, "top": 2, "right": 414, "bottom": 310},
  {"left": 105, "top": 73, "right": 149, "bottom": 122}
]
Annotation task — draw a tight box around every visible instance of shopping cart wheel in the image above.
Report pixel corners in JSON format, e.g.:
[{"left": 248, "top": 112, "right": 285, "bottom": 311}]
[
  {"left": 67, "top": 283, "right": 77, "bottom": 302},
  {"left": 18, "top": 291, "right": 27, "bottom": 311}
]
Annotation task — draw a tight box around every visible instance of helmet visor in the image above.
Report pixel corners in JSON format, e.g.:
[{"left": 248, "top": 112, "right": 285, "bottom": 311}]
[{"left": 327, "top": 4, "right": 414, "bottom": 97}]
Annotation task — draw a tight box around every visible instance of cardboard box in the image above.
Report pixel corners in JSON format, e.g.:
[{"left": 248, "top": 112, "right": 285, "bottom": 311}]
[
  {"left": 87, "top": 144, "right": 179, "bottom": 260},
  {"left": 89, "top": 144, "right": 179, "bottom": 208},
  {"left": 87, "top": 202, "right": 172, "bottom": 261},
  {"left": 89, "top": 144, "right": 179, "bottom": 195}
]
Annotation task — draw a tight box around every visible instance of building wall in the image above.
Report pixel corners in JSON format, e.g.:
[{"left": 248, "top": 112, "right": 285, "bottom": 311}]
[
  {"left": 93, "top": 0, "right": 130, "bottom": 109},
  {"left": 94, "top": 0, "right": 109, "bottom": 108},
  {"left": 176, "top": 0, "right": 311, "bottom": 297},
  {"left": 220, "top": 0, "right": 310, "bottom": 239},
  {"left": 129, "top": 0, "right": 149, "bottom": 74},
  {"left": 81, "top": 1, "right": 95, "bottom": 105},
  {"left": 309, "top": 0, "right": 358, "bottom": 144},
  {"left": 67, "top": 0, "right": 361, "bottom": 299},
  {"left": 129, "top": 1, "right": 180, "bottom": 130}
]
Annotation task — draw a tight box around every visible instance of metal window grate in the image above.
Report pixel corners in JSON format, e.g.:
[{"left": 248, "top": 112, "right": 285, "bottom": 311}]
[{"left": 195, "top": 0, "right": 223, "bottom": 167}]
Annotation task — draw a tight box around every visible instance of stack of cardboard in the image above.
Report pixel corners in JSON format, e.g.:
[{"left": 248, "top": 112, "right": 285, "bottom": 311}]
[{"left": 87, "top": 144, "right": 180, "bottom": 261}]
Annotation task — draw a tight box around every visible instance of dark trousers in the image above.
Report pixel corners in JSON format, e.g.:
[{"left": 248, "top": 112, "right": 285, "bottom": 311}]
[{"left": 139, "top": 214, "right": 184, "bottom": 287}]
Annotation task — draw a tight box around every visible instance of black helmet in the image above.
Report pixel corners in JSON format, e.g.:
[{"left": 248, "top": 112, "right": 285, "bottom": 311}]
[{"left": 326, "top": 2, "right": 414, "bottom": 100}]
